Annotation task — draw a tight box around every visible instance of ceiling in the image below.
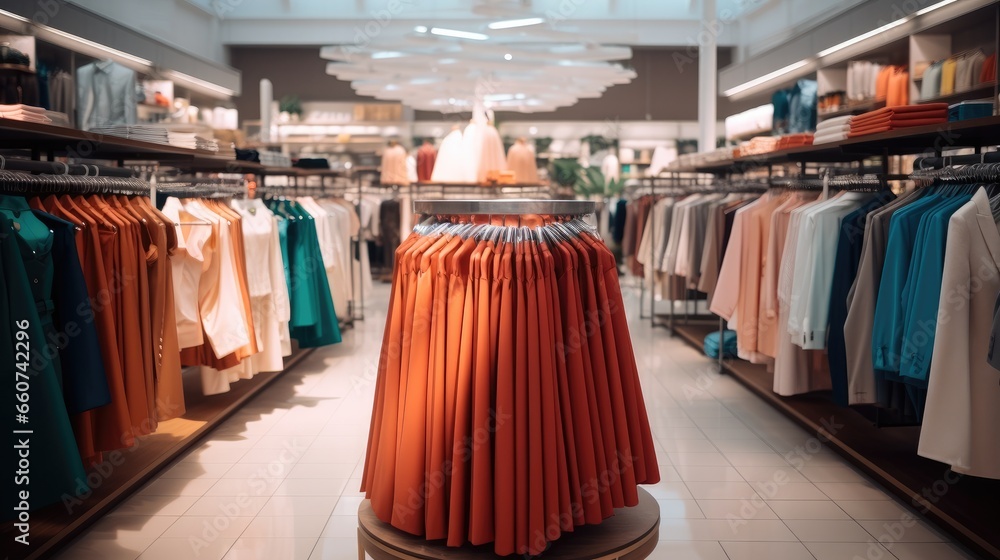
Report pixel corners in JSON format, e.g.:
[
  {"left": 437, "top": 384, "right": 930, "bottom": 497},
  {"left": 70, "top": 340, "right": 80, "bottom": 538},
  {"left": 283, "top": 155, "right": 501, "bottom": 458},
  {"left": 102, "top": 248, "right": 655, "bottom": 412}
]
[
  {"left": 213, "top": 0, "right": 749, "bottom": 47},
  {"left": 207, "top": 0, "right": 753, "bottom": 113}
]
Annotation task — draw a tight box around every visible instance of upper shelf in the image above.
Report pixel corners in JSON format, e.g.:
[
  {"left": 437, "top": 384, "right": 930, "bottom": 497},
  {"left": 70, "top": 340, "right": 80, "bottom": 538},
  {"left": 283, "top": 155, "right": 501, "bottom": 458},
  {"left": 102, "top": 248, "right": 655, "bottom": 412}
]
[
  {"left": 0, "top": 118, "right": 219, "bottom": 161},
  {"left": 675, "top": 115, "right": 1000, "bottom": 174}
]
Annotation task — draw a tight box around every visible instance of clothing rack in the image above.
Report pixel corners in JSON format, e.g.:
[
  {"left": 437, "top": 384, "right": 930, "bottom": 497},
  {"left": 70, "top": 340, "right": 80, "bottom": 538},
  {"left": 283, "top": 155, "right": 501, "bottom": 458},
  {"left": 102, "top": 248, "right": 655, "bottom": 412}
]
[{"left": 913, "top": 150, "right": 1000, "bottom": 169}]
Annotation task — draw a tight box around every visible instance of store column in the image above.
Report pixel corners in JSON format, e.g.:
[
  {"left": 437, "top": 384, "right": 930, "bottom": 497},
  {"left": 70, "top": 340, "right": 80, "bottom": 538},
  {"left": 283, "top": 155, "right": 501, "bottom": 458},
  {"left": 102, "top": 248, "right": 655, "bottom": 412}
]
[{"left": 698, "top": 0, "right": 717, "bottom": 153}]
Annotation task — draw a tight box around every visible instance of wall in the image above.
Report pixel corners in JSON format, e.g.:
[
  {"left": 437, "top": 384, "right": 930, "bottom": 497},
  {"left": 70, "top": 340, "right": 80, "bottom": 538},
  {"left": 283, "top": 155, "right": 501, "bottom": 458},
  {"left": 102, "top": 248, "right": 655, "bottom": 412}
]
[{"left": 230, "top": 46, "right": 761, "bottom": 124}]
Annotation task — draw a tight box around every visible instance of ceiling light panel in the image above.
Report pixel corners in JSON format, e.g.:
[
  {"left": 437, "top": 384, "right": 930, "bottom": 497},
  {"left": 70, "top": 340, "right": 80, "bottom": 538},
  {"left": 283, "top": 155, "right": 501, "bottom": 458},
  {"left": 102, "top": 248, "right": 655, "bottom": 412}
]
[{"left": 321, "top": 3, "right": 634, "bottom": 113}]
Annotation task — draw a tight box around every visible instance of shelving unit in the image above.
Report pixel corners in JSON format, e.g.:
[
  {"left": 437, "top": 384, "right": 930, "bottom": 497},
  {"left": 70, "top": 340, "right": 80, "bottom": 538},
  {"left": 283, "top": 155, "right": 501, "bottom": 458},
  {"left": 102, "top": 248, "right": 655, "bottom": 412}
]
[
  {"left": 0, "top": 117, "right": 348, "bottom": 560},
  {"left": 658, "top": 113, "right": 1000, "bottom": 560}
]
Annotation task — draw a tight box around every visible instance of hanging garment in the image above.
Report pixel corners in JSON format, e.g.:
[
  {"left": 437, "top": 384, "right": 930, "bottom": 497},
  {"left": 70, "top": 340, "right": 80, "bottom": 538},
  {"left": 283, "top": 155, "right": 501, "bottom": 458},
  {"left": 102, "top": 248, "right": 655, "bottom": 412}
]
[
  {"left": 826, "top": 192, "right": 896, "bottom": 406},
  {"left": 787, "top": 192, "right": 875, "bottom": 350},
  {"left": 921, "top": 61, "right": 943, "bottom": 101},
  {"left": 886, "top": 67, "right": 909, "bottom": 108},
  {"left": 231, "top": 199, "right": 292, "bottom": 373},
  {"left": 939, "top": 57, "right": 957, "bottom": 95},
  {"left": 918, "top": 188, "right": 1000, "bottom": 479},
  {"left": 431, "top": 129, "right": 475, "bottom": 183},
  {"left": 844, "top": 190, "right": 925, "bottom": 405},
  {"left": 979, "top": 53, "right": 996, "bottom": 83},
  {"left": 772, "top": 197, "right": 831, "bottom": 396},
  {"left": 76, "top": 59, "right": 137, "bottom": 130},
  {"left": 465, "top": 121, "right": 507, "bottom": 183},
  {"left": 270, "top": 199, "right": 342, "bottom": 348},
  {"left": 601, "top": 153, "right": 621, "bottom": 183},
  {"left": 506, "top": 140, "right": 539, "bottom": 183},
  {"left": 30, "top": 194, "right": 134, "bottom": 462},
  {"left": 298, "top": 196, "right": 350, "bottom": 321},
  {"left": 361, "top": 216, "right": 659, "bottom": 556},
  {"left": 380, "top": 144, "right": 411, "bottom": 186},
  {"left": 1, "top": 212, "right": 90, "bottom": 511},
  {"left": 759, "top": 192, "right": 817, "bottom": 359},
  {"left": 416, "top": 142, "right": 438, "bottom": 182}
]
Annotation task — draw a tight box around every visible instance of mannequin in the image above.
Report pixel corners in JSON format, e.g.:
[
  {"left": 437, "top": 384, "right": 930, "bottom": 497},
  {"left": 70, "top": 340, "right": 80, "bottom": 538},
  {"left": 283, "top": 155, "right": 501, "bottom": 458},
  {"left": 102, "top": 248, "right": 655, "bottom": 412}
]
[
  {"left": 506, "top": 137, "right": 539, "bottom": 183},
  {"left": 431, "top": 125, "right": 474, "bottom": 182},
  {"left": 380, "top": 140, "right": 410, "bottom": 186},
  {"left": 465, "top": 107, "right": 506, "bottom": 184}
]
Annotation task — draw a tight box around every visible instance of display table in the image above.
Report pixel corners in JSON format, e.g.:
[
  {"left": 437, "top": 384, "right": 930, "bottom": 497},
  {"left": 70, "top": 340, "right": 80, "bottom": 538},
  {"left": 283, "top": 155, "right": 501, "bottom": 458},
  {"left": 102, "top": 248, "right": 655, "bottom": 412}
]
[{"left": 356, "top": 488, "right": 660, "bottom": 560}]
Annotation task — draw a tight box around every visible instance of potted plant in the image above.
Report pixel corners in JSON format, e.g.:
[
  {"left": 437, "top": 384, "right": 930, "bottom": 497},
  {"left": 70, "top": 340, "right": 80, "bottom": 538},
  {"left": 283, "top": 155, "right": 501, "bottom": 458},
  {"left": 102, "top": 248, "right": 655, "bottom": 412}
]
[
  {"left": 550, "top": 158, "right": 583, "bottom": 191},
  {"left": 279, "top": 94, "right": 303, "bottom": 122}
]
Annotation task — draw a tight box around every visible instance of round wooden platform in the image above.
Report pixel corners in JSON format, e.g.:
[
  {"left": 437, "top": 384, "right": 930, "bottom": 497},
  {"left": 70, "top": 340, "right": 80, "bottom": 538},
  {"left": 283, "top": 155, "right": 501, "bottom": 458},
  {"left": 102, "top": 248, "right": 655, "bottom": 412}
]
[{"left": 356, "top": 488, "right": 660, "bottom": 560}]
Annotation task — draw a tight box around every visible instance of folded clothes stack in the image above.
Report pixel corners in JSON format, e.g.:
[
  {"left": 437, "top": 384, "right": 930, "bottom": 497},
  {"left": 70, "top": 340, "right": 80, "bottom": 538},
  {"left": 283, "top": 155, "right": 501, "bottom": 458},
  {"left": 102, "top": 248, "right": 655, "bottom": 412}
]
[
  {"left": 847, "top": 103, "right": 949, "bottom": 137},
  {"left": 776, "top": 133, "right": 814, "bottom": 150},
  {"left": 0, "top": 103, "right": 51, "bottom": 124},
  {"left": 166, "top": 131, "right": 198, "bottom": 149},
  {"left": 734, "top": 136, "right": 780, "bottom": 158},
  {"left": 814, "top": 115, "right": 853, "bottom": 144}
]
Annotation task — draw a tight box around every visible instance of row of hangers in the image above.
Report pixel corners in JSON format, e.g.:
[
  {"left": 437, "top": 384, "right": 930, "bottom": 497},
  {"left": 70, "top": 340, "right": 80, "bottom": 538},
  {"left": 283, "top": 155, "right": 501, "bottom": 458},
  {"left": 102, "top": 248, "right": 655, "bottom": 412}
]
[
  {"left": 413, "top": 215, "right": 599, "bottom": 246},
  {"left": 0, "top": 169, "right": 151, "bottom": 196}
]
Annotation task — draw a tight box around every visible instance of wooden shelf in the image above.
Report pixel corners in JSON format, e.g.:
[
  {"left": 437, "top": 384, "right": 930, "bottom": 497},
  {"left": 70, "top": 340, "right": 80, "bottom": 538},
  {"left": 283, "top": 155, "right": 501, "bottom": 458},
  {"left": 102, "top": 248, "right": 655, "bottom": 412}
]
[
  {"left": 669, "top": 115, "right": 1000, "bottom": 173},
  {"left": 916, "top": 82, "right": 997, "bottom": 106},
  {"left": 0, "top": 119, "right": 219, "bottom": 161},
  {"left": 818, "top": 99, "right": 886, "bottom": 120},
  {"left": 671, "top": 323, "right": 1000, "bottom": 560}
]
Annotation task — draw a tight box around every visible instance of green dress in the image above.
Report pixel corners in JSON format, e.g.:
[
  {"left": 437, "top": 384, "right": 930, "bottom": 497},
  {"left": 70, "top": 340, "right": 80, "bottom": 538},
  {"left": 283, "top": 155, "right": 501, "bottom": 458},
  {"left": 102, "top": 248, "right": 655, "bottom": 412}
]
[
  {"left": 2, "top": 212, "right": 87, "bottom": 512},
  {"left": 268, "top": 200, "right": 341, "bottom": 347}
]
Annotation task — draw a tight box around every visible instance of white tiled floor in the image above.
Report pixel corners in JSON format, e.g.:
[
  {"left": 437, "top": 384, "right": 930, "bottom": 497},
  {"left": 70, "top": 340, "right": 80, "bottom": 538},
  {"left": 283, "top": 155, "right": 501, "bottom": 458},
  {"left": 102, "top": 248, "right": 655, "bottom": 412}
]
[{"left": 53, "top": 284, "right": 981, "bottom": 560}]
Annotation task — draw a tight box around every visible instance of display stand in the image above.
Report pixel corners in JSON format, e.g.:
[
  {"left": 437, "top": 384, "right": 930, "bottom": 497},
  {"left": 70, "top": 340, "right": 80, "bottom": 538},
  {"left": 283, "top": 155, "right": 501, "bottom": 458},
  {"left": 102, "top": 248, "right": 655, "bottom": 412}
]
[{"left": 356, "top": 488, "right": 660, "bottom": 560}]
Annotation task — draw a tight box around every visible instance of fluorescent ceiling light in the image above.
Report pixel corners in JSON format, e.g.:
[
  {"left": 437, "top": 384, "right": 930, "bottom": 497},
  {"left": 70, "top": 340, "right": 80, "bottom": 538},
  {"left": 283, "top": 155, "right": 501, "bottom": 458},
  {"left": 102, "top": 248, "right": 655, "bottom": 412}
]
[
  {"left": 915, "top": 0, "right": 957, "bottom": 16},
  {"left": 818, "top": 0, "right": 956, "bottom": 58},
  {"left": 0, "top": 9, "right": 30, "bottom": 23},
  {"left": 816, "top": 19, "right": 907, "bottom": 57},
  {"left": 372, "top": 51, "right": 406, "bottom": 59},
  {"left": 722, "top": 60, "right": 808, "bottom": 97},
  {"left": 430, "top": 27, "right": 489, "bottom": 41},
  {"left": 488, "top": 17, "right": 544, "bottom": 30},
  {"left": 34, "top": 25, "right": 152, "bottom": 67},
  {"left": 164, "top": 70, "right": 236, "bottom": 98}
]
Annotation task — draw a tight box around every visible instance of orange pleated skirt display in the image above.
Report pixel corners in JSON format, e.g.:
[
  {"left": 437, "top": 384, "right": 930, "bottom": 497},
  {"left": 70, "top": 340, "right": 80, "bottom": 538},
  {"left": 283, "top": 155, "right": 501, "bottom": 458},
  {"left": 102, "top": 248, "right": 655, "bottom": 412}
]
[{"left": 361, "top": 215, "right": 660, "bottom": 556}]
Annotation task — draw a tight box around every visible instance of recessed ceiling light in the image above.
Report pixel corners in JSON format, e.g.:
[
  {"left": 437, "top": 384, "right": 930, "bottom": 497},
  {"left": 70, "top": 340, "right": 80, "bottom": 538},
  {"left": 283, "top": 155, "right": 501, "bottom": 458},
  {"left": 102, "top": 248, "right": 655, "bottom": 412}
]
[
  {"left": 430, "top": 27, "right": 489, "bottom": 41},
  {"left": 488, "top": 17, "right": 545, "bottom": 30},
  {"left": 529, "top": 126, "right": 538, "bottom": 135},
  {"left": 504, "top": 53, "right": 513, "bottom": 61},
  {"left": 414, "top": 25, "right": 428, "bottom": 33}
]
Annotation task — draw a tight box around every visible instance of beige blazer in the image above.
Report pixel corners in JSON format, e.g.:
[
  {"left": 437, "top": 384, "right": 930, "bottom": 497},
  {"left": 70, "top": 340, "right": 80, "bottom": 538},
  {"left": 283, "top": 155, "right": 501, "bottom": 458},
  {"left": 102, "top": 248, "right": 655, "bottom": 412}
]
[{"left": 918, "top": 189, "right": 1000, "bottom": 479}]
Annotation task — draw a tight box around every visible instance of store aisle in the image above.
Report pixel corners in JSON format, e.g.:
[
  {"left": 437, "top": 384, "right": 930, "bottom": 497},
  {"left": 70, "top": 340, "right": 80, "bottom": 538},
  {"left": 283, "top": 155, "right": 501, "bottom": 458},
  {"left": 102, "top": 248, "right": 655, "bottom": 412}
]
[{"left": 54, "top": 284, "right": 975, "bottom": 560}]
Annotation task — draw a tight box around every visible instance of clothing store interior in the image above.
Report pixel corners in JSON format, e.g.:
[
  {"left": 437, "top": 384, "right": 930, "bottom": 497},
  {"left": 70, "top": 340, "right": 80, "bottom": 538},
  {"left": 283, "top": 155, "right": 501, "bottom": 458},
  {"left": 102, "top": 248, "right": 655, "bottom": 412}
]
[{"left": 1, "top": 1, "right": 1000, "bottom": 559}]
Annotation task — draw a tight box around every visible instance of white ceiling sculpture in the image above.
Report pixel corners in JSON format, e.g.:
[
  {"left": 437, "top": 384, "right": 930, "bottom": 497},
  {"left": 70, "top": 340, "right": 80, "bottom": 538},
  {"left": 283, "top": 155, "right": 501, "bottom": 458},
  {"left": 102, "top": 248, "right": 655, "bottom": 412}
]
[{"left": 320, "top": 1, "right": 639, "bottom": 113}]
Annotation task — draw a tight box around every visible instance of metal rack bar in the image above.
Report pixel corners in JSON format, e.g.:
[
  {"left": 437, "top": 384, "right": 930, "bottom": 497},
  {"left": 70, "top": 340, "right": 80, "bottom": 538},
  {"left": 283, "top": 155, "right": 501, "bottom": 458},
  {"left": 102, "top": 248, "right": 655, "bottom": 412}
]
[{"left": 412, "top": 199, "right": 595, "bottom": 216}]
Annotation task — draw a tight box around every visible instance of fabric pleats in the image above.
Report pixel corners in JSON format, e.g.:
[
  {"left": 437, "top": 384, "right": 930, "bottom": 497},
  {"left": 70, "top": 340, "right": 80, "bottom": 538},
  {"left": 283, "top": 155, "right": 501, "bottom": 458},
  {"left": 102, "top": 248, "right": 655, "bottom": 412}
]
[{"left": 361, "top": 217, "right": 659, "bottom": 556}]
